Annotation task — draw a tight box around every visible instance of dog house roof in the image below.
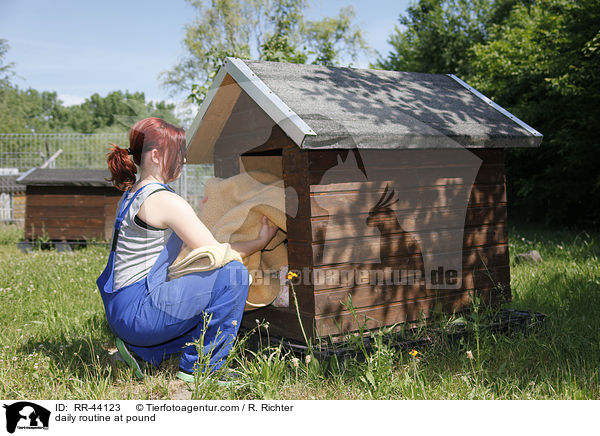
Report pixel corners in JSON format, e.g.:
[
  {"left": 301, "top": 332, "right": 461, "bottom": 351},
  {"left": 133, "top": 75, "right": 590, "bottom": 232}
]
[
  {"left": 16, "top": 168, "right": 115, "bottom": 187},
  {"left": 186, "top": 57, "right": 542, "bottom": 161}
]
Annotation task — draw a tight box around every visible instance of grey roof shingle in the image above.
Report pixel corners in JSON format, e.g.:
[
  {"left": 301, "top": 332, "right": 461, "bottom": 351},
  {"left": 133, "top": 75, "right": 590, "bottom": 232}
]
[
  {"left": 241, "top": 59, "right": 542, "bottom": 149},
  {"left": 0, "top": 175, "right": 25, "bottom": 193},
  {"left": 16, "top": 168, "right": 115, "bottom": 187}
]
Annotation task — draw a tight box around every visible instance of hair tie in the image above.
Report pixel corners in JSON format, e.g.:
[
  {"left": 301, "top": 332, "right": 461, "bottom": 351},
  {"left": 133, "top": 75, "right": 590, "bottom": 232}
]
[{"left": 127, "top": 148, "right": 133, "bottom": 155}]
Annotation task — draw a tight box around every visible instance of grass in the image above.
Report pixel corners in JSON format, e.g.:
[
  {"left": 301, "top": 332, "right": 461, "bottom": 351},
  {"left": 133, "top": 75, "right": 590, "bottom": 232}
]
[{"left": 0, "top": 221, "right": 598, "bottom": 399}]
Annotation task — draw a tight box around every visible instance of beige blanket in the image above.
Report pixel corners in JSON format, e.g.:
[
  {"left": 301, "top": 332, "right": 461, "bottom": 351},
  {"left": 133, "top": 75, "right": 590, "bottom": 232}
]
[
  {"left": 167, "top": 242, "right": 249, "bottom": 281},
  {"left": 169, "top": 169, "right": 289, "bottom": 311}
]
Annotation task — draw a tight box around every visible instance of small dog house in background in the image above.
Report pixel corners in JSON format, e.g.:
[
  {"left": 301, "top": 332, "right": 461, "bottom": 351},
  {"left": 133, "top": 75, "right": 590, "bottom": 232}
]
[
  {"left": 16, "top": 168, "right": 121, "bottom": 249},
  {"left": 0, "top": 168, "right": 26, "bottom": 226},
  {"left": 186, "top": 58, "right": 543, "bottom": 342}
]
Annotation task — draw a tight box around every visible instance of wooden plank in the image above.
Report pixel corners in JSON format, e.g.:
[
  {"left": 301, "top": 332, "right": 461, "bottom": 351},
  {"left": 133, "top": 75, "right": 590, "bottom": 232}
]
[
  {"left": 186, "top": 73, "right": 243, "bottom": 164},
  {"left": 305, "top": 214, "right": 506, "bottom": 244},
  {"left": 313, "top": 265, "right": 510, "bottom": 315},
  {"left": 27, "top": 206, "right": 105, "bottom": 219},
  {"left": 307, "top": 148, "right": 504, "bottom": 170},
  {"left": 307, "top": 182, "right": 505, "bottom": 218},
  {"left": 25, "top": 226, "right": 104, "bottom": 240},
  {"left": 27, "top": 185, "right": 120, "bottom": 196},
  {"left": 282, "top": 145, "right": 314, "bottom": 316},
  {"left": 308, "top": 163, "right": 505, "bottom": 187},
  {"left": 303, "top": 230, "right": 508, "bottom": 267},
  {"left": 289, "top": 243, "right": 509, "bottom": 313},
  {"left": 240, "top": 126, "right": 288, "bottom": 155},
  {"left": 314, "top": 285, "right": 510, "bottom": 338},
  {"left": 287, "top": 205, "right": 507, "bottom": 243},
  {"left": 25, "top": 218, "right": 104, "bottom": 228},
  {"left": 309, "top": 246, "right": 509, "bottom": 291},
  {"left": 26, "top": 195, "right": 105, "bottom": 207},
  {"left": 286, "top": 237, "right": 509, "bottom": 265}
]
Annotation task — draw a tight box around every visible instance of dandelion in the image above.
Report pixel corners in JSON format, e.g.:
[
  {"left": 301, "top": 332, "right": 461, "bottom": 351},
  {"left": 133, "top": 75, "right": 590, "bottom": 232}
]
[
  {"left": 466, "top": 350, "right": 474, "bottom": 360},
  {"left": 409, "top": 349, "right": 419, "bottom": 358},
  {"left": 286, "top": 271, "right": 298, "bottom": 280},
  {"left": 305, "top": 354, "right": 311, "bottom": 364},
  {"left": 12, "top": 356, "right": 17, "bottom": 361},
  {"left": 232, "top": 320, "right": 237, "bottom": 327},
  {"left": 291, "top": 357, "right": 300, "bottom": 368},
  {"left": 33, "top": 363, "right": 38, "bottom": 370}
]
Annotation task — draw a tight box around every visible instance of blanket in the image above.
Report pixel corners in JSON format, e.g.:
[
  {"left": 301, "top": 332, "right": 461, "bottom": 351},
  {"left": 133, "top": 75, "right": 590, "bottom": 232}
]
[
  {"left": 167, "top": 242, "right": 250, "bottom": 281},
  {"left": 168, "top": 168, "right": 289, "bottom": 311}
]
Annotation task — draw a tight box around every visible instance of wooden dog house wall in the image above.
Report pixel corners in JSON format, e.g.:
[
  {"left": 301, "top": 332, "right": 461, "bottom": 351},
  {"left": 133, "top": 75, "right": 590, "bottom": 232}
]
[
  {"left": 17, "top": 168, "right": 122, "bottom": 242},
  {"left": 185, "top": 58, "right": 543, "bottom": 342}
]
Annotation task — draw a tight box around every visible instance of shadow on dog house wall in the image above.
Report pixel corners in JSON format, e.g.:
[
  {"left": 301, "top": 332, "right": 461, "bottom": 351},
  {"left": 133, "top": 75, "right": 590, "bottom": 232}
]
[{"left": 186, "top": 57, "right": 543, "bottom": 342}]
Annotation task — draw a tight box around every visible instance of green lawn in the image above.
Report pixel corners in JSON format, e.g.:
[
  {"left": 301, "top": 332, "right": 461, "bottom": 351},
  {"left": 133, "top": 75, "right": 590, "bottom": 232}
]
[{"left": 0, "top": 222, "right": 598, "bottom": 399}]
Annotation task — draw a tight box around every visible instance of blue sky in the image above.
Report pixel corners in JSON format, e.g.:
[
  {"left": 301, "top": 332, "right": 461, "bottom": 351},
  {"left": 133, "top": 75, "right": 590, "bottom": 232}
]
[{"left": 0, "top": 0, "right": 410, "bottom": 108}]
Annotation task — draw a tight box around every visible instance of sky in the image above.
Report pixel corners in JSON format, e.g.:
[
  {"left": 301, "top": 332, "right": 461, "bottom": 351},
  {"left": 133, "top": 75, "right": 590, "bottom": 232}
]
[{"left": 0, "top": 0, "right": 410, "bottom": 111}]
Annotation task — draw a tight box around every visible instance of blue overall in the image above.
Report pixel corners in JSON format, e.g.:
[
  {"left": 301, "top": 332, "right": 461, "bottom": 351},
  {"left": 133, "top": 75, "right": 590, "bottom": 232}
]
[{"left": 96, "top": 182, "right": 250, "bottom": 373}]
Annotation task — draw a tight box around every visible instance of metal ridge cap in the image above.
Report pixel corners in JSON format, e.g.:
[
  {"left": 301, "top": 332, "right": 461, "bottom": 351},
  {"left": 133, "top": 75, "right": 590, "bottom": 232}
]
[
  {"left": 447, "top": 74, "right": 543, "bottom": 140},
  {"left": 224, "top": 57, "right": 316, "bottom": 147}
]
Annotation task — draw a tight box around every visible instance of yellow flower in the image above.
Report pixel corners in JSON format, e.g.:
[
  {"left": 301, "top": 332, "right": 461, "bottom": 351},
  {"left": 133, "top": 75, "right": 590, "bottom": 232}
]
[
  {"left": 286, "top": 271, "right": 298, "bottom": 280},
  {"left": 409, "top": 349, "right": 419, "bottom": 357}
]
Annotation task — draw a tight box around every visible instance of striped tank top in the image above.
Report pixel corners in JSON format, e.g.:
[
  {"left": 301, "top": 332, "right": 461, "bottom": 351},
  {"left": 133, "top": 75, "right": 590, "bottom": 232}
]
[{"left": 112, "top": 183, "right": 174, "bottom": 289}]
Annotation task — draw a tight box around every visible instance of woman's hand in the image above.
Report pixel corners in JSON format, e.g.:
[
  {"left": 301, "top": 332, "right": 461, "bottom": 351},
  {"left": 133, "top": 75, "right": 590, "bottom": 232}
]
[
  {"left": 229, "top": 216, "right": 279, "bottom": 258},
  {"left": 257, "top": 215, "right": 278, "bottom": 249}
]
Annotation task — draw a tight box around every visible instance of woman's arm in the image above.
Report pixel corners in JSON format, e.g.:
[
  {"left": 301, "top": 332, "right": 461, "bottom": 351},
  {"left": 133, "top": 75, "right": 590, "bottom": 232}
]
[
  {"left": 138, "top": 191, "right": 220, "bottom": 249},
  {"left": 139, "top": 192, "right": 279, "bottom": 256}
]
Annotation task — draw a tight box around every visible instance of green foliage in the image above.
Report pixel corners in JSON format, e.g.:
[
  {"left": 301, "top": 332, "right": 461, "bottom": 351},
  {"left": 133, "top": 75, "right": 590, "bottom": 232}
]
[
  {"left": 53, "top": 91, "right": 181, "bottom": 133},
  {"left": 300, "top": 5, "right": 370, "bottom": 67},
  {"left": 259, "top": 0, "right": 308, "bottom": 63},
  {"left": 372, "top": 0, "right": 492, "bottom": 75},
  {"left": 0, "top": 39, "right": 16, "bottom": 86},
  {"left": 376, "top": 0, "right": 600, "bottom": 226},
  {"left": 468, "top": 0, "right": 600, "bottom": 225},
  {"left": 162, "top": 0, "right": 369, "bottom": 105},
  {"left": 0, "top": 86, "right": 181, "bottom": 134},
  {"left": 0, "top": 40, "right": 181, "bottom": 133}
]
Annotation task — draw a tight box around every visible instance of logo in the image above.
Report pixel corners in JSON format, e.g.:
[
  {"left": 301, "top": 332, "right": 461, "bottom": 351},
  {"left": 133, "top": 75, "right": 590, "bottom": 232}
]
[{"left": 3, "top": 402, "right": 50, "bottom": 434}]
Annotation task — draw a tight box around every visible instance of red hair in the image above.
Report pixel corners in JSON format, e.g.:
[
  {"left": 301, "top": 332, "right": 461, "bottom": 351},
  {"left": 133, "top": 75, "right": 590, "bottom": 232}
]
[{"left": 106, "top": 117, "right": 186, "bottom": 191}]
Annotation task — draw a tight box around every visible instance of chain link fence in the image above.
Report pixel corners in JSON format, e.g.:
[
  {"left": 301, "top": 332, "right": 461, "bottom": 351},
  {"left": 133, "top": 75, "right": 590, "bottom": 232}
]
[{"left": 0, "top": 133, "right": 214, "bottom": 226}]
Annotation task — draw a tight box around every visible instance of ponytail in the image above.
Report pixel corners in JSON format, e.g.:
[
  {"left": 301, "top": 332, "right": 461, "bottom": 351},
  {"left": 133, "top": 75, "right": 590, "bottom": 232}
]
[{"left": 106, "top": 143, "right": 137, "bottom": 191}]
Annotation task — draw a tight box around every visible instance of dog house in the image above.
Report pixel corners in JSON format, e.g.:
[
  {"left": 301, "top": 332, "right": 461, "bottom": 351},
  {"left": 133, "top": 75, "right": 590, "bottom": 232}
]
[
  {"left": 185, "top": 58, "right": 543, "bottom": 342},
  {"left": 16, "top": 168, "right": 121, "bottom": 247},
  {"left": 0, "top": 168, "right": 26, "bottom": 226}
]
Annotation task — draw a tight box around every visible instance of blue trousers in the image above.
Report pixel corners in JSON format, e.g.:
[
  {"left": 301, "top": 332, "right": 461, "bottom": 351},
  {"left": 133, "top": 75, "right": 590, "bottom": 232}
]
[{"left": 104, "top": 233, "right": 250, "bottom": 373}]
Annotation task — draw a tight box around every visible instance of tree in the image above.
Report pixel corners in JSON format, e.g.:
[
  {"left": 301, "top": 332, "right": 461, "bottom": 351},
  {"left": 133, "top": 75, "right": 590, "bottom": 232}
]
[
  {"left": 372, "top": 0, "right": 492, "bottom": 75},
  {"left": 300, "top": 5, "right": 369, "bottom": 66},
  {"left": 160, "top": 0, "right": 369, "bottom": 104},
  {"left": 0, "top": 39, "right": 16, "bottom": 86},
  {"left": 375, "top": 0, "right": 600, "bottom": 225},
  {"left": 52, "top": 91, "right": 182, "bottom": 133},
  {"left": 468, "top": 0, "right": 600, "bottom": 224},
  {"left": 259, "top": 0, "right": 308, "bottom": 63}
]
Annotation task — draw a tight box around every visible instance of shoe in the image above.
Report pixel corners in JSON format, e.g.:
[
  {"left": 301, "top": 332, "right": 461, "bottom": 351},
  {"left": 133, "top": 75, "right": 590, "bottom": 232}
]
[
  {"left": 116, "top": 337, "right": 145, "bottom": 380},
  {"left": 176, "top": 367, "right": 241, "bottom": 386}
]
